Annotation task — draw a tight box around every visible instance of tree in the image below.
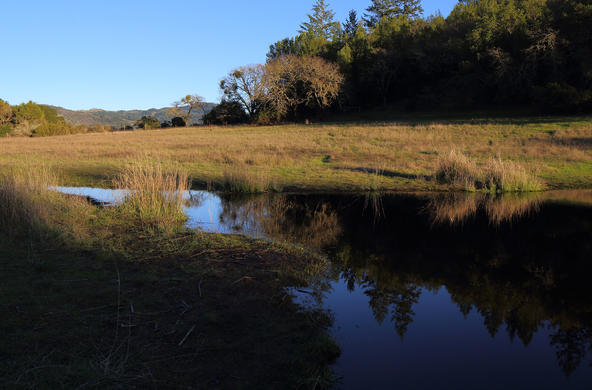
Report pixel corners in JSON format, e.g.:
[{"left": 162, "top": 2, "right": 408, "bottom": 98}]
[
  {"left": 364, "top": 0, "right": 424, "bottom": 28},
  {"left": 267, "top": 37, "right": 303, "bottom": 61},
  {"left": 298, "top": 0, "right": 340, "bottom": 41},
  {"left": 220, "top": 65, "right": 265, "bottom": 119},
  {"left": 171, "top": 116, "right": 186, "bottom": 127},
  {"left": 202, "top": 100, "right": 249, "bottom": 125},
  {"left": 343, "top": 10, "right": 360, "bottom": 40},
  {"left": 135, "top": 116, "right": 160, "bottom": 129},
  {"left": 168, "top": 94, "right": 207, "bottom": 126},
  {"left": 262, "top": 55, "right": 344, "bottom": 120},
  {"left": 0, "top": 99, "right": 13, "bottom": 125}
]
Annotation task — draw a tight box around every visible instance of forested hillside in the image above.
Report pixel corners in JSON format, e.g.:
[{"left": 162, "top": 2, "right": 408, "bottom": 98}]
[
  {"left": 49, "top": 104, "right": 216, "bottom": 127},
  {"left": 206, "top": 0, "right": 591, "bottom": 124}
]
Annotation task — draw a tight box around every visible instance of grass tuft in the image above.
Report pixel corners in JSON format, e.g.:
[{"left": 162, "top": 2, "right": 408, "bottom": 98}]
[
  {"left": 221, "top": 167, "right": 280, "bottom": 194},
  {"left": 436, "top": 150, "right": 545, "bottom": 192},
  {"left": 113, "top": 159, "right": 189, "bottom": 231}
]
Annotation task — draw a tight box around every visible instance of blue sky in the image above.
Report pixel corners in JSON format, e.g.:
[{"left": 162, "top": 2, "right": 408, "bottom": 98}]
[{"left": 0, "top": 0, "right": 457, "bottom": 110}]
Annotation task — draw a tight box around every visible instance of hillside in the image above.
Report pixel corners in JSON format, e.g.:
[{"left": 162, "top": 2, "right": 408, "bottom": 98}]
[{"left": 46, "top": 104, "right": 216, "bottom": 127}]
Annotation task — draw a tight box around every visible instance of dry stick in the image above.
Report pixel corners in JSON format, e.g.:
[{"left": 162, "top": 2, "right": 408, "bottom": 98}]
[
  {"left": 178, "top": 325, "right": 196, "bottom": 346},
  {"left": 198, "top": 280, "right": 203, "bottom": 298}
]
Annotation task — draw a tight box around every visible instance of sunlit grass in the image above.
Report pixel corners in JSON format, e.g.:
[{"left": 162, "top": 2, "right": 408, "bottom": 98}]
[
  {"left": 436, "top": 150, "right": 545, "bottom": 192},
  {"left": 0, "top": 117, "right": 590, "bottom": 191},
  {"left": 113, "top": 159, "right": 189, "bottom": 231}
]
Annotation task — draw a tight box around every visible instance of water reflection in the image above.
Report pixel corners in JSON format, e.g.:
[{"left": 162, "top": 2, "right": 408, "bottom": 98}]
[
  {"left": 216, "top": 194, "right": 342, "bottom": 249},
  {"left": 55, "top": 186, "right": 592, "bottom": 388},
  {"left": 213, "top": 191, "right": 592, "bottom": 386},
  {"left": 425, "top": 192, "right": 542, "bottom": 225}
]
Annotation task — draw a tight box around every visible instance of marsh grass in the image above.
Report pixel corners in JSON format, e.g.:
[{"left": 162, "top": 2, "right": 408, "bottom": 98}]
[
  {"left": 484, "top": 157, "right": 545, "bottom": 192},
  {"left": 0, "top": 165, "right": 57, "bottom": 238},
  {"left": 113, "top": 159, "right": 189, "bottom": 231},
  {"left": 435, "top": 150, "right": 480, "bottom": 191},
  {"left": 436, "top": 150, "right": 545, "bottom": 192},
  {"left": 221, "top": 166, "right": 280, "bottom": 193}
]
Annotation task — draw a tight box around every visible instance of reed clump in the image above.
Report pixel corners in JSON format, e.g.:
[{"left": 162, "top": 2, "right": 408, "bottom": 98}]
[
  {"left": 484, "top": 157, "right": 545, "bottom": 192},
  {"left": 113, "top": 159, "right": 189, "bottom": 231},
  {"left": 435, "top": 150, "right": 480, "bottom": 191},
  {"left": 221, "top": 167, "right": 279, "bottom": 194},
  {"left": 435, "top": 150, "right": 545, "bottom": 192}
]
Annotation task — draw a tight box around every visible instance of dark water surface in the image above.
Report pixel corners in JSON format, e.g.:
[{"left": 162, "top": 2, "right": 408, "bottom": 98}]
[{"left": 56, "top": 187, "right": 592, "bottom": 389}]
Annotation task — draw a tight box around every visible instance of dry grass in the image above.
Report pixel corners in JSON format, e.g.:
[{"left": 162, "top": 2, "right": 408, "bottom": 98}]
[
  {"left": 436, "top": 150, "right": 545, "bottom": 192},
  {"left": 220, "top": 166, "right": 279, "bottom": 193},
  {"left": 113, "top": 159, "right": 189, "bottom": 231},
  {"left": 0, "top": 118, "right": 590, "bottom": 191},
  {"left": 0, "top": 164, "right": 57, "bottom": 238}
]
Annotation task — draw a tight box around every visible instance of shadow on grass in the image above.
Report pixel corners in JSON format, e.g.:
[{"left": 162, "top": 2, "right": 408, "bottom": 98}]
[
  {"left": 332, "top": 166, "right": 431, "bottom": 181},
  {"left": 0, "top": 198, "right": 339, "bottom": 390}
]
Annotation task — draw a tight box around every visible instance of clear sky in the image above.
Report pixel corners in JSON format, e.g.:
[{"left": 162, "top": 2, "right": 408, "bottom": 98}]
[{"left": 0, "top": 0, "right": 457, "bottom": 110}]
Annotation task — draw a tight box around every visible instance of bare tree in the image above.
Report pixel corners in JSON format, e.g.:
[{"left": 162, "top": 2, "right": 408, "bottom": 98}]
[
  {"left": 262, "top": 55, "right": 343, "bottom": 120},
  {"left": 220, "top": 65, "right": 265, "bottom": 119},
  {"left": 168, "top": 94, "right": 207, "bottom": 126}
]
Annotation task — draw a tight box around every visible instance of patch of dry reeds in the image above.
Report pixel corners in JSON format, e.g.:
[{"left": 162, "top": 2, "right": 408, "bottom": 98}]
[{"left": 113, "top": 159, "right": 189, "bottom": 231}]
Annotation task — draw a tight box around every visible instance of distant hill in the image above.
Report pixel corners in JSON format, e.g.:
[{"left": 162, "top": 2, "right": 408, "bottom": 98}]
[{"left": 45, "top": 103, "right": 217, "bottom": 127}]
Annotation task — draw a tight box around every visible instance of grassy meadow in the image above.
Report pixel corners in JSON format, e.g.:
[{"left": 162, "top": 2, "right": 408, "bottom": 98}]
[{"left": 1, "top": 116, "right": 591, "bottom": 193}]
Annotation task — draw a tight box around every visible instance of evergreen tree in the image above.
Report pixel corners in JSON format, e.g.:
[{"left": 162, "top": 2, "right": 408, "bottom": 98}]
[
  {"left": 299, "top": 0, "right": 340, "bottom": 40},
  {"left": 343, "top": 10, "right": 359, "bottom": 39},
  {"left": 364, "top": 0, "right": 424, "bottom": 28}
]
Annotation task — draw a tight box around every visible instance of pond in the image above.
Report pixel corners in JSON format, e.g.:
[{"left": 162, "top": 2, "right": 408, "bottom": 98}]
[{"left": 56, "top": 187, "right": 592, "bottom": 389}]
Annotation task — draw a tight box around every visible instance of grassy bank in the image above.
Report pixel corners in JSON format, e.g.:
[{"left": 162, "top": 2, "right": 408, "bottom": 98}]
[
  {"left": 0, "top": 164, "right": 339, "bottom": 389},
  {"left": 1, "top": 116, "right": 591, "bottom": 192}
]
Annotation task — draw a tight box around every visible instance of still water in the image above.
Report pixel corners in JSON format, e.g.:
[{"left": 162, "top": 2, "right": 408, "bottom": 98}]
[{"left": 57, "top": 187, "right": 592, "bottom": 389}]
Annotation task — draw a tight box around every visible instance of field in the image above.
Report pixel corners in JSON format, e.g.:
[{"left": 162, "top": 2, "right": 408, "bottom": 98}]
[{"left": 1, "top": 116, "right": 591, "bottom": 192}]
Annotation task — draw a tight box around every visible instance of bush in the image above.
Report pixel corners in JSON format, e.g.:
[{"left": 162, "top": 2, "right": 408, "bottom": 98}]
[
  {"left": 203, "top": 100, "right": 249, "bottom": 125},
  {"left": 0, "top": 124, "right": 11, "bottom": 137}
]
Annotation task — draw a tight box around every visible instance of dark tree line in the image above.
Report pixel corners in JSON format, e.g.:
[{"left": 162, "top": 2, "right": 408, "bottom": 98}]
[{"left": 267, "top": 0, "right": 592, "bottom": 114}]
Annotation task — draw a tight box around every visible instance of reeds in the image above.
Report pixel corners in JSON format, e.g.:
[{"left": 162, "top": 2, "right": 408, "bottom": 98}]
[
  {"left": 221, "top": 167, "right": 279, "bottom": 194},
  {"left": 0, "top": 164, "right": 57, "bottom": 238},
  {"left": 435, "top": 150, "right": 545, "bottom": 192},
  {"left": 435, "top": 150, "right": 480, "bottom": 191},
  {"left": 113, "top": 159, "right": 189, "bottom": 231}
]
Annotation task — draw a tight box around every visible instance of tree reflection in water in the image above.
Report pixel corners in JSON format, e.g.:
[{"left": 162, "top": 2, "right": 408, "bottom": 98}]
[{"left": 215, "top": 190, "right": 592, "bottom": 377}]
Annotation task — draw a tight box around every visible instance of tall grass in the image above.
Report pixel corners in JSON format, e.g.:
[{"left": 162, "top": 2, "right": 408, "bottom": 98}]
[
  {"left": 435, "top": 150, "right": 480, "bottom": 191},
  {"left": 435, "top": 150, "right": 545, "bottom": 192},
  {"left": 113, "top": 160, "right": 189, "bottom": 231},
  {"left": 221, "top": 167, "right": 279, "bottom": 194},
  {"left": 484, "top": 157, "right": 545, "bottom": 192},
  {"left": 0, "top": 165, "right": 57, "bottom": 238}
]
